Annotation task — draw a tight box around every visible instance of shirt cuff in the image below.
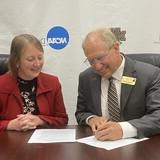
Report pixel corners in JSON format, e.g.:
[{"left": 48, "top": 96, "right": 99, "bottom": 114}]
[
  {"left": 86, "top": 115, "right": 96, "bottom": 125},
  {"left": 119, "top": 121, "right": 137, "bottom": 138}
]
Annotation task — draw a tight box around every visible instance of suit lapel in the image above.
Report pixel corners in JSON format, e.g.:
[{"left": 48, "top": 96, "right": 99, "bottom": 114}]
[
  {"left": 90, "top": 71, "right": 102, "bottom": 115},
  {"left": 120, "top": 57, "right": 137, "bottom": 112}
]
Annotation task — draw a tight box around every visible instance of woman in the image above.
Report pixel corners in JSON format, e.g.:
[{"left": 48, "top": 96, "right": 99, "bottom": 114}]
[{"left": 0, "top": 34, "right": 68, "bottom": 131}]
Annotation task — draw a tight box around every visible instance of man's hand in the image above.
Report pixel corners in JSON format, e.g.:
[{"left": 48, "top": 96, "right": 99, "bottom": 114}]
[
  {"left": 95, "top": 121, "right": 123, "bottom": 141},
  {"left": 88, "top": 116, "right": 108, "bottom": 132}
]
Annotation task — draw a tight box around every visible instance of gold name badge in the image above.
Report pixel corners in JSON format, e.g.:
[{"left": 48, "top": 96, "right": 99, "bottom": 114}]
[{"left": 121, "top": 76, "right": 136, "bottom": 85}]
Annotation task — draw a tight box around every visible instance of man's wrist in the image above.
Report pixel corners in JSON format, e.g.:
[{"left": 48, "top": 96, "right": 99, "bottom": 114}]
[{"left": 86, "top": 115, "right": 96, "bottom": 125}]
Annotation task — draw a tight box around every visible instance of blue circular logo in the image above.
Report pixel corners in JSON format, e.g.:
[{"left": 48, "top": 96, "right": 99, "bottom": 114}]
[{"left": 47, "top": 26, "right": 69, "bottom": 50}]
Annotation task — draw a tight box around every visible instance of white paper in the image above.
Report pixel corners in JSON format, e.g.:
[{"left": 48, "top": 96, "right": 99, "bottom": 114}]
[
  {"left": 76, "top": 136, "right": 149, "bottom": 150},
  {"left": 28, "top": 129, "right": 76, "bottom": 143}
]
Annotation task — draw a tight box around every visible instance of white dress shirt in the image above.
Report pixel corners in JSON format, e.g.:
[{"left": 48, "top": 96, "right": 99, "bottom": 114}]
[{"left": 101, "top": 55, "right": 137, "bottom": 138}]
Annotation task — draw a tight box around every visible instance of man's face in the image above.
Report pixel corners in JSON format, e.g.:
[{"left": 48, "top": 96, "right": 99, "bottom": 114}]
[{"left": 84, "top": 39, "right": 121, "bottom": 78}]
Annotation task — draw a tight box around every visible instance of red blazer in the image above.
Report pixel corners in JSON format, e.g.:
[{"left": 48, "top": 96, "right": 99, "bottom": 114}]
[{"left": 0, "top": 72, "right": 68, "bottom": 130}]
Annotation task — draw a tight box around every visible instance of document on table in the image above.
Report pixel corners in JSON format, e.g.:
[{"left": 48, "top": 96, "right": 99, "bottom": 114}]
[
  {"left": 28, "top": 129, "right": 76, "bottom": 143},
  {"left": 76, "top": 136, "right": 149, "bottom": 150}
]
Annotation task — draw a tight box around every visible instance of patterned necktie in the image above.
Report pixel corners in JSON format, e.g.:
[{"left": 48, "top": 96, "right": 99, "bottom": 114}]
[{"left": 108, "top": 77, "right": 120, "bottom": 121}]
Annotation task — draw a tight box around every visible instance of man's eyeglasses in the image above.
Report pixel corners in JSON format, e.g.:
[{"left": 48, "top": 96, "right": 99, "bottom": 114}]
[{"left": 84, "top": 53, "right": 109, "bottom": 66}]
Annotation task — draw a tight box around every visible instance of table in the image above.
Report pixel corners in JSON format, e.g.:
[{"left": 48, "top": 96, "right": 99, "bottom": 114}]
[{"left": 0, "top": 125, "right": 160, "bottom": 160}]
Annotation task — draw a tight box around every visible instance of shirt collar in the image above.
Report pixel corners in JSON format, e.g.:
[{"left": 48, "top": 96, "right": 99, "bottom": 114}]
[{"left": 112, "top": 54, "right": 125, "bottom": 81}]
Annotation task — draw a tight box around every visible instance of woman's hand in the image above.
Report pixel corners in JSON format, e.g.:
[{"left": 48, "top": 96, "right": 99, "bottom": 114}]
[{"left": 7, "top": 113, "right": 45, "bottom": 131}]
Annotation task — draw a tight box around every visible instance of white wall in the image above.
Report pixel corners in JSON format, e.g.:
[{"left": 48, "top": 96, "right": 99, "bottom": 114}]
[{"left": 0, "top": 0, "right": 160, "bottom": 124}]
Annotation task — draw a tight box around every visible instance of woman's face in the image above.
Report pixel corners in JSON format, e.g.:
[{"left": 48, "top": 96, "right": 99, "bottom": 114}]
[{"left": 18, "top": 43, "right": 44, "bottom": 80}]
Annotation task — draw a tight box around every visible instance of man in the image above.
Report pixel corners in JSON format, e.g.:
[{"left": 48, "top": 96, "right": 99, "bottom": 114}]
[{"left": 75, "top": 28, "right": 160, "bottom": 141}]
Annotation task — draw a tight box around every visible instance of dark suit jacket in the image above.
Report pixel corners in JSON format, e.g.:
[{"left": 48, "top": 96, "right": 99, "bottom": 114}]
[{"left": 75, "top": 56, "right": 160, "bottom": 138}]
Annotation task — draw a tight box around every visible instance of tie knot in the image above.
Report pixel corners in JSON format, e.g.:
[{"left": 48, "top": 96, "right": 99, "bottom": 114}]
[{"left": 109, "top": 77, "right": 114, "bottom": 83}]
